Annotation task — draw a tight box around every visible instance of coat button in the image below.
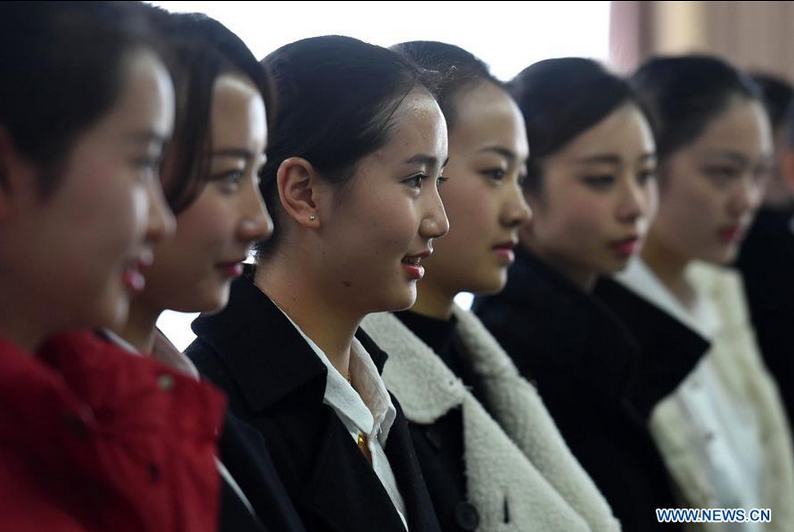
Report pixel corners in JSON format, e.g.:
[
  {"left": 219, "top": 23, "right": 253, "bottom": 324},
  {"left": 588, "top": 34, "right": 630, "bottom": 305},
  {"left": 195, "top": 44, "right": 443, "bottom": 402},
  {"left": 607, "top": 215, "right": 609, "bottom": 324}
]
[
  {"left": 63, "top": 406, "right": 94, "bottom": 438},
  {"left": 455, "top": 501, "right": 480, "bottom": 531},
  {"left": 157, "top": 373, "right": 175, "bottom": 391},
  {"left": 63, "top": 412, "right": 89, "bottom": 438},
  {"left": 149, "top": 462, "right": 161, "bottom": 483}
]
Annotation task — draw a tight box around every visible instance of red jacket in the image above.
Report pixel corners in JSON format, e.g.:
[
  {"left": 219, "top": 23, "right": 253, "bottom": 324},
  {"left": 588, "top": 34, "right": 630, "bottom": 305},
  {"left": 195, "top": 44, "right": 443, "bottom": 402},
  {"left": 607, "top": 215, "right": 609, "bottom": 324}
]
[{"left": 0, "top": 330, "right": 227, "bottom": 532}]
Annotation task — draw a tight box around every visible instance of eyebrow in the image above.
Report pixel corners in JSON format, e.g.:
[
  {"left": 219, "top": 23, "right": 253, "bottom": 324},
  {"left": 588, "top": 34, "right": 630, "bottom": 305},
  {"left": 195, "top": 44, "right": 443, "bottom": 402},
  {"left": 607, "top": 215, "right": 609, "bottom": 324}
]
[
  {"left": 404, "top": 154, "right": 450, "bottom": 169},
  {"left": 575, "top": 152, "right": 657, "bottom": 165},
  {"left": 701, "top": 149, "right": 752, "bottom": 166},
  {"left": 208, "top": 148, "right": 257, "bottom": 160},
  {"left": 125, "top": 130, "right": 168, "bottom": 146},
  {"left": 479, "top": 146, "right": 517, "bottom": 161}
]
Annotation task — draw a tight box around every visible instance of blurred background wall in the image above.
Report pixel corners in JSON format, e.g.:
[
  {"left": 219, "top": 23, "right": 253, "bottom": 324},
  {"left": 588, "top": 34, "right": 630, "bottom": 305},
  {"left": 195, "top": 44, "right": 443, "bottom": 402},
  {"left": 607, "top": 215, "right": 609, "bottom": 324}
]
[{"left": 611, "top": 1, "right": 794, "bottom": 79}]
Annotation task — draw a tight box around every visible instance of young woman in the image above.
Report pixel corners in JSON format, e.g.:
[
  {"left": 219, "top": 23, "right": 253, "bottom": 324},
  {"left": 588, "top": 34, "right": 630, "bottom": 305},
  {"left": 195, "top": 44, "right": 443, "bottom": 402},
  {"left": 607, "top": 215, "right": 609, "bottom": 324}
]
[
  {"left": 362, "top": 43, "right": 619, "bottom": 532},
  {"left": 474, "top": 58, "right": 691, "bottom": 531},
  {"left": 186, "top": 36, "right": 448, "bottom": 532},
  {"left": 735, "top": 74, "right": 794, "bottom": 431},
  {"left": 0, "top": 3, "right": 230, "bottom": 531},
  {"left": 107, "top": 10, "right": 304, "bottom": 532},
  {"left": 596, "top": 55, "right": 794, "bottom": 531}
]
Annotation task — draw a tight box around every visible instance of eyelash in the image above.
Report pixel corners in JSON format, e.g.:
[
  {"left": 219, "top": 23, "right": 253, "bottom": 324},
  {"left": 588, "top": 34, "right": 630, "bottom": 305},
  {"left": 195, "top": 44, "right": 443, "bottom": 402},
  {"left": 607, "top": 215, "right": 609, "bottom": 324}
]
[
  {"left": 405, "top": 173, "right": 449, "bottom": 190},
  {"left": 405, "top": 174, "right": 427, "bottom": 189},
  {"left": 481, "top": 169, "right": 506, "bottom": 182},
  {"left": 703, "top": 165, "right": 740, "bottom": 183},
  {"left": 583, "top": 175, "right": 615, "bottom": 189},
  {"left": 213, "top": 170, "right": 244, "bottom": 192},
  {"left": 637, "top": 170, "right": 656, "bottom": 184},
  {"left": 133, "top": 157, "right": 160, "bottom": 180}
]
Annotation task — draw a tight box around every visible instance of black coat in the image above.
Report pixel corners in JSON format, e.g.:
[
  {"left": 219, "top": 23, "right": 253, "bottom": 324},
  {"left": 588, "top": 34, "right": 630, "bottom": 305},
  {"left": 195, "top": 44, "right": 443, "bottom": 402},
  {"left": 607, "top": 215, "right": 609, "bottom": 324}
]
[
  {"left": 474, "top": 249, "right": 705, "bottom": 532},
  {"left": 217, "top": 417, "right": 266, "bottom": 532},
  {"left": 735, "top": 206, "right": 794, "bottom": 431},
  {"left": 186, "top": 275, "right": 442, "bottom": 532},
  {"left": 592, "top": 277, "right": 711, "bottom": 419},
  {"left": 218, "top": 411, "right": 307, "bottom": 532}
]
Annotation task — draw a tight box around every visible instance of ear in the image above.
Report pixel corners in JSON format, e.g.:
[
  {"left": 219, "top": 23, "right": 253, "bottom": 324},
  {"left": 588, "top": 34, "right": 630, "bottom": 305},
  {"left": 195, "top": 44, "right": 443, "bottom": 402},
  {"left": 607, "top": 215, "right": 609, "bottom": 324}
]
[
  {"left": 780, "top": 148, "right": 794, "bottom": 195},
  {"left": 276, "top": 157, "right": 323, "bottom": 228}
]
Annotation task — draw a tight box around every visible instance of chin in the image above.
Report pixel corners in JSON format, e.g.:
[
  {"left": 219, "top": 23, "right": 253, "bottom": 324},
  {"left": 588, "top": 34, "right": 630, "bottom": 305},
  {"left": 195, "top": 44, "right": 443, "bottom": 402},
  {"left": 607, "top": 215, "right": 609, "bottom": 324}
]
[
  {"left": 471, "top": 273, "right": 506, "bottom": 296},
  {"left": 718, "top": 249, "right": 739, "bottom": 265},
  {"left": 169, "top": 286, "right": 229, "bottom": 314},
  {"left": 609, "top": 258, "right": 632, "bottom": 273},
  {"left": 207, "top": 284, "right": 232, "bottom": 312},
  {"left": 384, "top": 286, "right": 417, "bottom": 313},
  {"left": 705, "top": 244, "right": 738, "bottom": 265}
]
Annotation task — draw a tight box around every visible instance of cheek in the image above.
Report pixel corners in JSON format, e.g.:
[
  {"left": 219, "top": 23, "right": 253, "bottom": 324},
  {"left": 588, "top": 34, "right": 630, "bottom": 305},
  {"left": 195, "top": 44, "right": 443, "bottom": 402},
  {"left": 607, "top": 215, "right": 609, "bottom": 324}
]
[
  {"left": 83, "top": 169, "right": 145, "bottom": 255},
  {"left": 662, "top": 178, "right": 720, "bottom": 229},
  {"left": 364, "top": 195, "right": 418, "bottom": 250},
  {"left": 445, "top": 185, "right": 494, "bottom": 238},
  {"left": 641, "top": 183, "right": 660, "bottom": 220},
  {"left": 558, "top": 194, "right": 613, "bottom": 238},
  {"left": 177, "top": 199, "right": 230, "bottom": 245}
]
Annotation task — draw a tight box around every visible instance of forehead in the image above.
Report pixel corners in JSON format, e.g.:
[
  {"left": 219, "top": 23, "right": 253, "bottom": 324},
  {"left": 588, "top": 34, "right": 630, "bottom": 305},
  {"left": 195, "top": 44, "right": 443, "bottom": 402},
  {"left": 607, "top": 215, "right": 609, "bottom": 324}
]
[
  {"left": 685, "top": 98, "right": 771, "bottom": 157},
  {"left": 371, "top": 87, "right": 447, "bottom": 162},
  {"left": 117, "top": 49, "right": 174, "bottom": 128},
  {"left": 210, "top": 74, "right": 266, "bottom": 143},
  {"left": 554, "top": 103, "right": 654, "bottom": 161},
  {"left": 449, "top": 81, "right": 528, "bottom": 158}
]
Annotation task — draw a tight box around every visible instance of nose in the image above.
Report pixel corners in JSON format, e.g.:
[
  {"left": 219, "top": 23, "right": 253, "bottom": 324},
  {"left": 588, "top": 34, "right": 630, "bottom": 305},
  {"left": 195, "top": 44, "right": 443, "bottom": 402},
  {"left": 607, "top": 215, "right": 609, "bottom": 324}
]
[
  {"left": 145, "top": 176, "right": 176, "bottom": 244},
  {"left": 419, "top": 185, "right": 450, "bottom": 241},
  {"left": 238, "top": 178, "right": 274, "bottom": 244},
  {"left": 501, "top": 182, "right": 532, "bottom": 228},
  {"left": 616, "top": 176, "right": 650, "bottom": 224}
]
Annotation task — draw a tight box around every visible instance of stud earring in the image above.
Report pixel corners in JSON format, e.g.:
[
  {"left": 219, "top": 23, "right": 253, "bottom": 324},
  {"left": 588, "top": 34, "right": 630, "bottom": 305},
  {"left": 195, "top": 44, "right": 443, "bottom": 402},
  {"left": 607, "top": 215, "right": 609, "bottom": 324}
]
[{"left": 309, "top": 215, "right": 317, "bottom": 221}]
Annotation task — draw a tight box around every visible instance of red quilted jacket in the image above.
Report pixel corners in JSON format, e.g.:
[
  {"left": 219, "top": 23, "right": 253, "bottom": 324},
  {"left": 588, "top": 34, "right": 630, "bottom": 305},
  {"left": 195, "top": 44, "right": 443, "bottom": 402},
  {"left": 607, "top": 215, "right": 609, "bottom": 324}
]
[{"left": 0, "top": 330, "right": 227, "bottom": 532}]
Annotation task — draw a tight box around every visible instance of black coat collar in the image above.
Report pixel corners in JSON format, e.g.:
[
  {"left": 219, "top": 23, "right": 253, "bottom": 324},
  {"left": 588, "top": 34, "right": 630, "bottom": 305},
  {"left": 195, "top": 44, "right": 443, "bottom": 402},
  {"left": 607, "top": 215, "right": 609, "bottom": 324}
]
[
  {"left": 476, "top": 247, "right": 639, "bottom": 376},
  {"left": 191, "top": 274, "right": 388, "bottom": 413},
  {"left": 593, "top": 276, "right": 710, "bottom": 420}
]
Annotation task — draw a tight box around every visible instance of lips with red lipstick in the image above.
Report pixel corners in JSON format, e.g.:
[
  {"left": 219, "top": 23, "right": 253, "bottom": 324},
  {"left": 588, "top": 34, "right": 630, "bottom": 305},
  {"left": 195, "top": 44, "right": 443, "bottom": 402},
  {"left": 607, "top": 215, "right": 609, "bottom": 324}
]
[
  {"left": 121, "top": 249, "right": 153, "bottom": 295},
  {"left": 402, "top": 249, "right": 431, "bottom": 280},
  {"left": 717, "top": 225, "right": 744, "bottom": 244},
  {"left": 610, "top": 235, "right": 641, "bottom": 258},
  {"left": 216, "top": 257, "right": 247, "bottom": 278},
  {"left": 491, "top": 241, "right": 517, "bottom": 264}
]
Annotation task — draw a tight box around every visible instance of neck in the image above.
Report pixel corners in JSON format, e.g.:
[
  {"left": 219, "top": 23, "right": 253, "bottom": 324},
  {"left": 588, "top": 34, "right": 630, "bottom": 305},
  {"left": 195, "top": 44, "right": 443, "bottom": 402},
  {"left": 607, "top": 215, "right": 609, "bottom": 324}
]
[
  {"left": 641, "top": 230, "right": 694, "bottom": 308},
  {"left": 0, "top": 318, "right": 45, "bottom": 353},
  {"left": 114, "top": 299, "right": 160, "bottom": 354},
  {"left": 523, "top": 240, "right": 597, "bottom": 292},
  {"left": 0, "top": 281, "right": 60, "bottom": 352},
  {"left": 254, "top": 257, "right": 359, "bottom": 377}
]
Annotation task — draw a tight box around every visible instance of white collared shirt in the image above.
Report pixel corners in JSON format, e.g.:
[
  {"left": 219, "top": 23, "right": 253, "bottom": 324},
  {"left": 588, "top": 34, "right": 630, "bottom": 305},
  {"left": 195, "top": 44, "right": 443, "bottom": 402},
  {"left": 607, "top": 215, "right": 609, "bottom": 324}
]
[
  {"left": 277, "top": 309, "right": 409, "bottom": 531},
  {"left": 616, "top": 259, "right": 764, "bottom": 530}
]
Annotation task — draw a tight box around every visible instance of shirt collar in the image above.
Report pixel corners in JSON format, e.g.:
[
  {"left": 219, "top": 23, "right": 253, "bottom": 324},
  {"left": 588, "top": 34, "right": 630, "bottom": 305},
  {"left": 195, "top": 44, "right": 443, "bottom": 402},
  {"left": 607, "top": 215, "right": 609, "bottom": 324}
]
[
  {"left": 99, "top": 328, "right": 201, "bottom": 380},
  {"left": 616, "top": 258, "right": 719, "bottom": 339},
  {"left": 275, "top": 305, "right": 396, "bottom": 446}
]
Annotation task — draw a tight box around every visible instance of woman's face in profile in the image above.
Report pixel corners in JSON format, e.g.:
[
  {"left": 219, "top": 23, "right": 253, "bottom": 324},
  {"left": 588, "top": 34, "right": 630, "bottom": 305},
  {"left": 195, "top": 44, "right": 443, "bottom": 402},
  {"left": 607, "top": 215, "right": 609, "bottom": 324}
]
[
  {"left": 525, "top": 102, "right": 658, "bottom": 284},
  {"left": 4, "top": 48, "right": 175, "bottom": 333},
  {"left": 313, "top": 87, "right": 450, "bottom": 314},
  {"left": 650, "top": 96, "right": 772, "bottom": 265}
]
